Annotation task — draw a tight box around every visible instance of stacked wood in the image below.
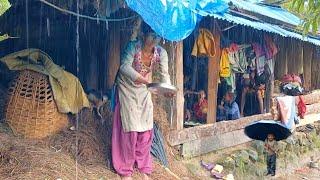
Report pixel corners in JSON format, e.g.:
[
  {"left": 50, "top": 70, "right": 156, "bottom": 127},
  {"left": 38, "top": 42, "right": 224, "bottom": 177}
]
[
  {"left": 168, "top": 113, "right": 273, "bottom": 146},
  {"left": 302, "top": 90, "right": 320, "bottom": 105}
]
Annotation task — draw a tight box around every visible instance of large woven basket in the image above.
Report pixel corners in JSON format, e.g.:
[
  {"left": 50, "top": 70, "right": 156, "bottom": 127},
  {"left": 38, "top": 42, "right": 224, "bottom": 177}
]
[
  {"left": 0, "top": 84, "right": 7, "bottom": 121},
  {"left": 5, "top": 70, "right": 68, "bottom": 139}
]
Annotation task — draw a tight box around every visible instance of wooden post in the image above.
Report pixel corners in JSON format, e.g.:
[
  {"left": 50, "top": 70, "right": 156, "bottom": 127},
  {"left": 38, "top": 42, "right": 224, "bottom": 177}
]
[
  {"left": 296, "top": 41, "right": 304, "bottom": 75},
  {"left": 287, "top": 38, "right": 295, "bottom": 74},
  {"left": 106, "top": 22, "right": 121, "bottom": 89},
  {"left": 312, "top": 46, "right": 320, "bottom": 89},
  {"left": 207, "top": 32, "right": 221, "bottom": 124},
  {"left": 303, "top": 43, "right": 313, "bottom": 91},
  {"left": 274, "top": 37, "right": 287, "bottom": 79},
  {"left": 173, "top": 42, "right": 184, "bottom": 130}
]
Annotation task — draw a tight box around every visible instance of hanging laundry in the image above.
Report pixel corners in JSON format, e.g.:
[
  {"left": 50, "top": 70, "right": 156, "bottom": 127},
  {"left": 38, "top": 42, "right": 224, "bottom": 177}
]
[
  {"left": 220, "top": 49, "right": 231, "bottom": 78},
  {"left": 276, "top": 96, "right": 297, "bottom": 130},
  {"left": 228, "top": 48, "right": 247, "bottom": 73},
  {"left": 192, "top": 28, "right": 216, "bottom": 58},
  {"left": 297, "top": 96, "right": 306, "bottom": 119},
  {"left": 264, "top": 35, "right": 278, "bottom": 60},
  {"left": 256, "top": 55, "right": 266, "bottom": 76},
  {"left": 282, "top": 74, "right": 302, "bottom": 85},
  {"left": 266, "top": 58, "right": 275, "bottom": 75},
  {"left": 229, "top": 43, "right": 239, "bottom": 52},
  {"left": 252, "top": 43, "right": 265, "bottom": 57},
  {"left": 225, "top": 72, "right": 236, "bottom": 92}
]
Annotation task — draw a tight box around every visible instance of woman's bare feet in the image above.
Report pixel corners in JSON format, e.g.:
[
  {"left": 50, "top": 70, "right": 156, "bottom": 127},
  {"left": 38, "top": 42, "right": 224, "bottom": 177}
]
[
  {"left": 142, "top": 173, "right": 150, "bottom": 180},
  {"left": 121, "top": 176, "right": 133, "bottom": 180}
]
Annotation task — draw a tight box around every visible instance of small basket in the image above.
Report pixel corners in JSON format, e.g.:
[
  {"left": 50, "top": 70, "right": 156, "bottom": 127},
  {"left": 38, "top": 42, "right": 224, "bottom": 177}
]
[{"left": 5, "top": 70, "right": 68, "bottom": 138}]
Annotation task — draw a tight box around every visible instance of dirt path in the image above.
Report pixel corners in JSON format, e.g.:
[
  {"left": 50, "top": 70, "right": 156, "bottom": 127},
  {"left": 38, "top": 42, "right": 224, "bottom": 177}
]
[{"left": 277, "top": 167, "right": 320, "bottom": 180}]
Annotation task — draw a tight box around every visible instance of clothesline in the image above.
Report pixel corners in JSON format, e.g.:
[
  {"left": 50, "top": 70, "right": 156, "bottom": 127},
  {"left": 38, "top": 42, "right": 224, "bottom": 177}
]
[{"left": 39, "top": 0, "right": 138, "bottom": 22}]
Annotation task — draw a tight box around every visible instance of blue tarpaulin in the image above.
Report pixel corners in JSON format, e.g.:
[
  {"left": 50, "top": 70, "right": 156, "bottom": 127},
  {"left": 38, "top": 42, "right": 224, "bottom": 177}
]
[
  {"left": 125, "top": 0, "right": 320, "bottom": 46},
  {"left": 125, "top": 0, "right": 228, "bottom": 41}
]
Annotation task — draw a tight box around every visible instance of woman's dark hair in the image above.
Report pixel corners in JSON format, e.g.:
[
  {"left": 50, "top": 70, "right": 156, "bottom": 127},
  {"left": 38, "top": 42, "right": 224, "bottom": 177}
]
[{"left": 141, "top": 21, "right": 154, "bottom": 35}]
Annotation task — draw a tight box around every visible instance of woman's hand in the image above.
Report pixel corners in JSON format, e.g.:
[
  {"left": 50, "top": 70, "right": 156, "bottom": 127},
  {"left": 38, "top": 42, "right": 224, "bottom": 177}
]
[
  {"left": 218, "top": 101, "right": 224, "bottom": 110},
  {"left": 135, "top": 75, "right": 151, "bottom": 85},
  {"left": 164, "top": 92, "right": 175, "bottom": 98}
]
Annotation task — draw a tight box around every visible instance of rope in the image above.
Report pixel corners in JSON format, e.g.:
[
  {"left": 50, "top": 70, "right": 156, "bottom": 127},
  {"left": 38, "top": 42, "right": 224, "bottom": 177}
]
[
  {"left": 39, "top": 0, "right": 138, "bottom": 22},
  {"left": 75, "top": 0, "right": 80, "bottom": 179}
]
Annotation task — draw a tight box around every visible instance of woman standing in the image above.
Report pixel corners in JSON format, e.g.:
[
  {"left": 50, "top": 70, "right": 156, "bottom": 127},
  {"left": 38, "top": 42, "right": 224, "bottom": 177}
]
[{"left": 112, "top": 22, "right": 171, "bottom": 180}]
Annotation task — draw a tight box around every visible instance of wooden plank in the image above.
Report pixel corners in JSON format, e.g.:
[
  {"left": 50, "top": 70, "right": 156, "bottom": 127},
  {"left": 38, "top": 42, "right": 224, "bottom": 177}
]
[
  {"left": 274, "top": 37, "right": 288, "bottom": 80},
  {"left": 303, "top": 90, "right": 320, "bottom": 105},
  {"left": 287, "top": 38, "right": 296, "bottom": 74},
  {"left": 182, "top": 129, "right": 251, "bottom": 157},
  {"left": 181, "top": 113, "right": 320, "bottom": 157},
  {"left": 303, "top": 43, "right": 313, "bottom": 91},
  {"left": 207, "top": 32, "right": 221, "bottom": 124},
  {"left": 173, "top": 42, "right": 184, "bottom": 130},
  {"left": 167, "top": 113, "right": 272, "bottom": 146},
  {"left": 306, "top": 103, "right": 320, "bottom": 115},
  {"left": 297, "top": 113, "right": 320, "bottom": 127},
  {"left": 296, "top": 41, "right": 304, "bottom": 75},
  {"left": 106, "top": 22, "right": 120, "bottom": 89},
  {"left": 312, "top": 46, "right": 320, "bottom": 89},
  {"left": 86, "top": 52, "right": 99, "bottom": 90},
  {"left": 265, "top": 60, "right": 274, "bottom": 113},
  {"left": 271, "top": 90, "right": 320, "bottom": 106}
]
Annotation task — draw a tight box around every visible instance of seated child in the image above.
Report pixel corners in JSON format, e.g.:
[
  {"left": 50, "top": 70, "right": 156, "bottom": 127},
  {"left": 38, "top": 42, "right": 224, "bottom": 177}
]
[
  {"left": 193, "top": 90, "right": 208, "bottom": 122},
  {"left": 264, "top": 133, "right": 278, "bottom": 176},
  {"left": 217, "top": 89, "right": 240, "bottom": 121}
]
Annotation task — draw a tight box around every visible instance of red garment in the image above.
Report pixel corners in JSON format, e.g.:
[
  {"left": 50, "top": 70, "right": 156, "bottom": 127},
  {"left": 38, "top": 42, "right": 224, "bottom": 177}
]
[
  {"left": 282, "top": 74, "right": 302, "bottom": 84},
  {"left": 229, "top": 43, "right": 239, "bottom": 52},
  {"left": 264, "top": 35, "right": 278, "bottom": 59},
  {"left": 193, "top": 99, "right": 208, "bottom": 119},
  {"left": 297, "top": 96, "right": 306, "bottom": 119}
]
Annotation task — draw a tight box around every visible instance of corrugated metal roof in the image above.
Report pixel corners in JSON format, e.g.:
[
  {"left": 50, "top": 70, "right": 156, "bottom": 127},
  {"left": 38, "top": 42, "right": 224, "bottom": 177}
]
[
  {"left": 209, "top": 12, "right": 320, "bottom": 46},
  {"left": 224, "top": 0, "right": 302, "bottom": 26},
  {"left": 192, "top": 0, "right": 320, "bottom": 46}
]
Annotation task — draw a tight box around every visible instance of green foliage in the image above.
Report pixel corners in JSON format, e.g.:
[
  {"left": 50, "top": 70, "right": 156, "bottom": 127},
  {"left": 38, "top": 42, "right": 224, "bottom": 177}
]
[
  {"left": 288, "top": 0, "right": 320, "bottom": 34},
  {"left": 0, "top": 0, "right": 11, "bottom": 16}
]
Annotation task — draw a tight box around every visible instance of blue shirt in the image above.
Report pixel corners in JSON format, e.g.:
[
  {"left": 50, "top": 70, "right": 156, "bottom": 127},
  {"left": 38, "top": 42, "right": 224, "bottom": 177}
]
[{"left": 217, "top": 101, "right": 240, "bottom": 121}]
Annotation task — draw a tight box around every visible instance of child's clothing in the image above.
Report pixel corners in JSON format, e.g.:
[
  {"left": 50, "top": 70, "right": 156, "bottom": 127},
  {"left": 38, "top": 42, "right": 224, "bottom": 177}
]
[
  {"left": 193, "top": 99, "right": 208, "bottom": 120},
  {"left": 216, "top": 101, "right": 240, "bottom": 121},
  {"left": 265, "top": 139, "right": 278, "bottom": 176}
]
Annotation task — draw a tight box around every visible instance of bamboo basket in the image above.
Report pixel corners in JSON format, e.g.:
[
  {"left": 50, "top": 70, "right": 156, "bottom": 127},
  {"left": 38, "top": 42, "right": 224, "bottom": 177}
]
[
  {"left": 5, "top": 70, "right": 68, "bottom": 139},
  {"left": 0, "top": 84, "right": 7, "bottom": 121}
]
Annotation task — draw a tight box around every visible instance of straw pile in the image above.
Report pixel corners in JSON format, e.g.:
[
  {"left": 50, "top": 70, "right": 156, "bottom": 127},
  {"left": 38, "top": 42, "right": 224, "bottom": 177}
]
[
  {"left": 0, "top": 94, "right": 193, "bottom": 179},
  {"left": 0, "top": 132, "right": 120, "bottom": 180},
  {"left": 0, "top": 101, "right": 117, "bottom": 179},
  {"left": 47, "top": 105, "right": 113, "bottom": 166},
  {"left": 152, "top": 95, "right": 193, "bottom": 179}
]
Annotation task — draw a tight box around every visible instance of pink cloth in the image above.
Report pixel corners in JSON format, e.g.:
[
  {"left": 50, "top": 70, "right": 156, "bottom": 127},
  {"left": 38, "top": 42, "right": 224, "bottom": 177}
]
[
  {"left": 112, "top": 95, "right": 153, "bottom": 177},
  {"left": 252, "top": 43, "right": 265, "bottom": 57},
  {"left": 264, "top": 35, "right": 278, "bottom": 59},
  {"left": 282, "top": 74, "right": 302, "bottom": 85},
  {"left": 276, "top": 96, "right": 296, "bottom": 130},
  {"left": 229, "top": 43, "right": 239, "bottom": 52}
]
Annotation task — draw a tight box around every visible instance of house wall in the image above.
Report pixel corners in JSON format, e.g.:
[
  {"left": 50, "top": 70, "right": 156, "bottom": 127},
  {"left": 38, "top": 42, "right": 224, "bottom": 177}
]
[
  {"left": 0, "top": 1, "right": 134, "bottom": 94},
  {"left": 274, "top": 37, "right": 320, "bottom": 91}
]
